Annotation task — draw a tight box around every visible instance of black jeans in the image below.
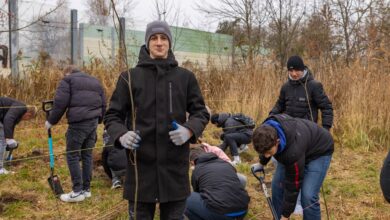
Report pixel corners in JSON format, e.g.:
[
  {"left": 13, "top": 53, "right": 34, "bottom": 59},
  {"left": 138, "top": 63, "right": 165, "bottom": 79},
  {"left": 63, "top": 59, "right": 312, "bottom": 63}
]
[
  {"left": 128, "top": 200, "right": 186, "bottom": 220},
  {"left": 220, "top": 133, "right": 251, "bottom": 156},
  {"left": 66, "top": 119, "right": 98, "bottom": 192}
]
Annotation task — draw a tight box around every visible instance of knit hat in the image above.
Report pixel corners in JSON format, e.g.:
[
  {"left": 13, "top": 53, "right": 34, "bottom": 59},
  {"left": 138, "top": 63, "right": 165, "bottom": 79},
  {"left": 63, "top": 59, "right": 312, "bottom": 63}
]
[
  {"left": 145, "top": 20, "right": 172, "bottom": 49},
  {"left": 287, "top": 55, "right": 305, "bottom": 71}
]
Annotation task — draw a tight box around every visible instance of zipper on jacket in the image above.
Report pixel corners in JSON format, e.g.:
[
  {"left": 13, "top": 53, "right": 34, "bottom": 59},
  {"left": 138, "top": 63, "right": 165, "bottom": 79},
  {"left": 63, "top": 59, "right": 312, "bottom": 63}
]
[{"left": 169, "top": 82, "right": 178, "bottom": 130}]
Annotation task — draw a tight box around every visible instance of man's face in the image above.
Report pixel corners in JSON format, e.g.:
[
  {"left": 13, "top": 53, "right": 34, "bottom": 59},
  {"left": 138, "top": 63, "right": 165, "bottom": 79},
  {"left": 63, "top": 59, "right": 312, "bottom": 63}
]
[
  {"left": 148, "top": 33, "right": 169, "bottom": 59},
  {"left": 288, "top": 69, "right": 304, "bottom": 80},
  {"left": 263, "top": 139, "right": 279, "bottom": 158}
]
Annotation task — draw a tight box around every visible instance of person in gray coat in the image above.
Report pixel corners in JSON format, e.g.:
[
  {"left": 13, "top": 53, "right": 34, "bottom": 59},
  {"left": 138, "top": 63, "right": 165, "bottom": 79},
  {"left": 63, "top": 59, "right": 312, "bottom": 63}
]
[
  {"left": 104, "top": 21, "right": 209, "bottom": 220},
  {"left": 45, "top": 65, "right": 106, "bottom": 203}
]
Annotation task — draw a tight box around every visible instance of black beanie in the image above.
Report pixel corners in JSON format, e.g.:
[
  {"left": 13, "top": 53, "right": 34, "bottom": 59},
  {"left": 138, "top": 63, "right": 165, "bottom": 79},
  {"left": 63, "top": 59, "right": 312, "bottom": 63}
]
[
  {"left": 210, "top": 114, "right": 219, "bottom": 124},
  {"left": 287, "top": 56, "right": 305, "bottom": 71}
]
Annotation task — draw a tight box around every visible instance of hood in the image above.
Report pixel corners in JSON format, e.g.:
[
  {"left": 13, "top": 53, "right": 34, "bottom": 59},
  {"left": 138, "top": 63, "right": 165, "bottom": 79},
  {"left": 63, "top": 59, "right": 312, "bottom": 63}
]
[
  {"left": 195, "top": 152, "right": 219, "bottom": 164},
  {"left": 216, "top": 112, "right": 230, "bottom": 127},
  {"left": 288, "top": 67, "right": 314, "bottom": 85},
  {"left": 264, "top": 114, "right": 297, "bottom": 145},
  {"left": 136, "top": 45, "right": 178, "bottom": 69}
]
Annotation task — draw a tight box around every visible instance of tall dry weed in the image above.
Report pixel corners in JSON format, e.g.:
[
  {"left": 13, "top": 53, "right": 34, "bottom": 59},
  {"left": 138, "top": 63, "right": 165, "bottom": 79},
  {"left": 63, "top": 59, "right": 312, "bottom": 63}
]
[{"left": 1, "top": 56, "right": 389, "bottom": 150}]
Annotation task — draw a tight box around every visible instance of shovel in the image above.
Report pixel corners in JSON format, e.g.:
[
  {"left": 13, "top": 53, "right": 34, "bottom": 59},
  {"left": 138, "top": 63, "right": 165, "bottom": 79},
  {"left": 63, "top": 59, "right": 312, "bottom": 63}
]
[
  {"left": 42, "top": 100, "right": 64, "bottom": 197},
  {"left": 251, "top": 165, "right": 279, "bottom": 220}
]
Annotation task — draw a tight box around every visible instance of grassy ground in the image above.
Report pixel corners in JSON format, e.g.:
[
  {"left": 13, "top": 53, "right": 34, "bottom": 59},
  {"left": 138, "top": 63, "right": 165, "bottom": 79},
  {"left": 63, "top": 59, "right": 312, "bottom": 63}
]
[{"left": 0, "top": 121, "right": 389, "bottom": 220}]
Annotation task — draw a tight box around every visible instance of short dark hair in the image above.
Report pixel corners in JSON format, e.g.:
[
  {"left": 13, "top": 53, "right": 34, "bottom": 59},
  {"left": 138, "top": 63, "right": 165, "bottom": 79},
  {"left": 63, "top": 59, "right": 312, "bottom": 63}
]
[
  {"left": 189, "top": 146, "right": 206, "bottom": 163},
  {"left": 252, "top": 125, "right": 278, "bottom": 154}
]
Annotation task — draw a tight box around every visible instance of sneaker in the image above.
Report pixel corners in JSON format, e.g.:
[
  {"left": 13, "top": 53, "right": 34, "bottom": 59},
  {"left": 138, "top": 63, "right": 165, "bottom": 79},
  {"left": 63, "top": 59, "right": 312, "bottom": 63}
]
[
  {"left": 111, "top": 180, "right": 122, "bottom": 189},
  {"left": 83, "top": 189, "right": 92, "bottom": 198},
  {"left": 238, "top": 144, "right": 249, "bottom": 153},
  {"left": 0, "top": 168, "right": 10, "bottom": 175},
  {"left": 60, "top": 191, "right": 85, "bottom": 202}
]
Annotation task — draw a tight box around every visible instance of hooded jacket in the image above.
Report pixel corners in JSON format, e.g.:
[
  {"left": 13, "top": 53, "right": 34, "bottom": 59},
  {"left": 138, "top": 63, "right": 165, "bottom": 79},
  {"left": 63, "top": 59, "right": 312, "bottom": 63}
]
[
  {"left": 270, "top": 68, "right": 333, "bottom": 129},
  {"left": 0, "top": 97, "right": 27, "bottom": 138},
  {"left": 192, "top": 153, "right": 250, "bottom": 214},
  {"left": 260, "top": 114, "right": 334, "bottom": 217},
  {"left": 104, "top": 45, "right": 210, "bottom": 203}
]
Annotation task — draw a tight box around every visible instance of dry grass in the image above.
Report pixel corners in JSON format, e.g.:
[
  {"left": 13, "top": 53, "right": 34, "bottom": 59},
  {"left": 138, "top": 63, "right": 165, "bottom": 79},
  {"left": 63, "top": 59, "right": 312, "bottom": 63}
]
[{"left": 0, "top": 57, "right": 389, "bottom": 219}]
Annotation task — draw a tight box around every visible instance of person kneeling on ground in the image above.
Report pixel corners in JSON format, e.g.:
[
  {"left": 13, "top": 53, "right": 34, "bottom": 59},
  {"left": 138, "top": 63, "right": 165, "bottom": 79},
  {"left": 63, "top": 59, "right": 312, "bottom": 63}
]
[
  {"left": 251, "top": 113, "right": 333, "bottom": 220},
  {"left": 210, "top": 112, "right": 254, "bottom": 165},
  {"left": 102, "top": 130, "right": 126, "bottom": 189},
  {"left": 185, "top": 148, "right": 250, "bottom": 220}
]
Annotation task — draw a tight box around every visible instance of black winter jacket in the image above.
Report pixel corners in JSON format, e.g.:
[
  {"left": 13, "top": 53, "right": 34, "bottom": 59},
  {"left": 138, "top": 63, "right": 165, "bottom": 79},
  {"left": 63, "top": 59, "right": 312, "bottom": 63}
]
[
  {"left": 104, "top": 45, "right": 210, "bottom": 203},
  {"left": 48, "top": 71, "right": 106, "bottom": 125},
  {"left": 192, "top": 153, "right": 250, "bottom": 214},
  {"left": 260, "top": 114, "right": 334, "bottom": 217},
  {"left": 380, "top": 150, "right": 390, "bottom": 203},
  {"left": 215, "top": 113, "right": 253, "bottom": 137},
  {"left": 270, "top": 69, "right": 333, "bottom": 129},
  {"left": 0, "top": 97, "right": 27, "bottom": 138}
]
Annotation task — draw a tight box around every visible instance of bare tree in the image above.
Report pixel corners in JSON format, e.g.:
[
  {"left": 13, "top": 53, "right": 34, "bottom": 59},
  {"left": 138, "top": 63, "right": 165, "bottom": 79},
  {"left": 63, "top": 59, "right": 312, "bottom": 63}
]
[
  {"left": 196, "top": 0, "right": 266, "bottom": 66},
  {"left": 85, "top": 0, "right": 136, "bottom": 26},
  {"left": 330, "top": 0, "right": 374, "bottom": 66},
  {"left": 265, "top": 0, "right": 306, "bottom": 72}
]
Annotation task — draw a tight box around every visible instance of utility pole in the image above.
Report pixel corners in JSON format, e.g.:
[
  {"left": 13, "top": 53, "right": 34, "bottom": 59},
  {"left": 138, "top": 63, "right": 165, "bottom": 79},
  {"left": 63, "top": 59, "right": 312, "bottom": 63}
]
[
  {"left": 9, "top": 0, "right": 19, "bottom": 79},
  {"left": 71, "top": 9, "right": 78, "bottom": 65},
  {"left": 119, "top": 17, "right": 125, "bottom": 69}
]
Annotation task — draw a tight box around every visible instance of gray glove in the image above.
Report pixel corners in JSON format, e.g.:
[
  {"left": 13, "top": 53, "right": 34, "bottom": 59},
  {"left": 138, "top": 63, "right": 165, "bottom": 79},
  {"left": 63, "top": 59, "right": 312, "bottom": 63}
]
[
  {"left": 6, "top": 139, "right": 18, "bottom": 149},
  {"left": 251, "top": 163, "right": 264, "bottom": 173},
  {"left": 45, "top": 121, "right": 53, "bottom": 130},
  {"left": 169, "top": 123, "right": 192, "bottom": 146},
  {"left": 119, "top": 131, "right": 141, "bottom": 150}
]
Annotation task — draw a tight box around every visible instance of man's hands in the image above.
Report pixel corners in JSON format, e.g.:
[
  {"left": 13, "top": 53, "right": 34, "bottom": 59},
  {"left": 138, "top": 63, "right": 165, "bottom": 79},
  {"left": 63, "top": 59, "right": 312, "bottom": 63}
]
[
  {"left": 169, "top": 123, "right": 192, "bottom": 146},
  {"left": 5, "top": 139, "right": 18, "bottom": 149},
  {"left": 251, "top": 163, "right": 264, "bottom": 173},
  {"left": 45, "top": 121, "right": 53, "bottom": 130},
  {"left": 119, "top": 131, "right": 141, "bottom": 150}
]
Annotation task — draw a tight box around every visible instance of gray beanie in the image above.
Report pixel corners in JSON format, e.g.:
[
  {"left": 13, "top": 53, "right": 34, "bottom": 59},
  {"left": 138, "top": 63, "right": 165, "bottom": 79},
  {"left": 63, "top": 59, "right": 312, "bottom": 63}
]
[{"left": 145, "top": 20, "right": 172, "bottom": 49}]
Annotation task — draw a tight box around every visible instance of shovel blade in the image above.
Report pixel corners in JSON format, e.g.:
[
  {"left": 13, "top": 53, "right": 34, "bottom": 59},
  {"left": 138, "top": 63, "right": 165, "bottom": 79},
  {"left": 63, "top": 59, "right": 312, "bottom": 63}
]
[{"left": 48, "top": 175, "right": 64, "bottom": 196}]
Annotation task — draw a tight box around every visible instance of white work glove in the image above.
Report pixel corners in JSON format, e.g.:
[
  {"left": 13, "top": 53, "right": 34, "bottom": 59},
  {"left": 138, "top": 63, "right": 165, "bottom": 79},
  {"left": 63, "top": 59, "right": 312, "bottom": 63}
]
[
  {"left": 169, "top": 123, "right": 192, "bottom": 146},
  {"left": 45, "top": 121, "right": 53, "bottom": 130},
  {"left": 119, "top": 131, "right": 141, "bottom": 150},
  {"left": 251, "top": 163, "right": 264, "bottom": 173},
  {"left": 6, "top": 139, "right": 18, "bottom": 149}
]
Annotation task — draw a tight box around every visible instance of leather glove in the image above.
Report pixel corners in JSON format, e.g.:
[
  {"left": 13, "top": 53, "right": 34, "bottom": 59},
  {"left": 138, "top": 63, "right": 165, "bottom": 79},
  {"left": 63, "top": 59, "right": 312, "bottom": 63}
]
[
  {"left": 169, "top": 123, "right": 193, "bottom": 146},
  {"left": 45, "top": 121, "right": 53, "bottom": 130},
  {"left": 119, "top": 131, "right": 141, "bottom": 150},
  {"left": 6, "top": 139, "right": 18, "bottom": 149},
  {"left": 251, "top": 163, "right": 264, "bottom": 173}
]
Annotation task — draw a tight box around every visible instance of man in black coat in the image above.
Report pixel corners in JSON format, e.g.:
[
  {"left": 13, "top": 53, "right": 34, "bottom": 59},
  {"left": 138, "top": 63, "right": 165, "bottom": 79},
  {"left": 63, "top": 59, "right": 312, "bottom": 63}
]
[
  {"left": 185, "top": 149, "right": 250, "bottom": 220},
  {"left": 251, "top": 114, "right": 334, "bottom": 220},
  {"left": 0, "top": 97, "right": 36, "bottom": 174},
  {"left": 104, "top": 20, "right": 209, "bottom": 220},
  {"left": 45, "top": 65, "right": 106, "bottom": 203},
  {"left": 270, "top": 55, "right": 333, "bottom": 130}
]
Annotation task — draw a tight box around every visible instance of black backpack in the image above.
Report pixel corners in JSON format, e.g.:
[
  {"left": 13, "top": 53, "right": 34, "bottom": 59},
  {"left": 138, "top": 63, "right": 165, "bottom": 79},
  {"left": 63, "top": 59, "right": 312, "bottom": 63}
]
[{"left": 232, "top": 113, "right": 256, "bottom": 129}]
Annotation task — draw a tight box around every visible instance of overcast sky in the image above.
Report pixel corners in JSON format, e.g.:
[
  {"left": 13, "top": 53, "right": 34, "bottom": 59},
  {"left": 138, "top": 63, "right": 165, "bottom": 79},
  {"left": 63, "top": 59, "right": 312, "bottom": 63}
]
[{"left": 64, "top": 0, "right": 219, "bottom": 32}]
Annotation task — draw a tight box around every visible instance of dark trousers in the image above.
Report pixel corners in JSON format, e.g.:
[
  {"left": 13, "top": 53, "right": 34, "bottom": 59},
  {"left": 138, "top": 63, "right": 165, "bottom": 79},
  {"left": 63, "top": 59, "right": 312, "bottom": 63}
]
[
  {"left": 185, "top": 192, "right": 246, "bottom": 220},
  {"left": 65, "top": 119, "right": 98, "bottom": 192},
  {"left": 128, "top": 200, "right": 186, "bottom": 220},
  {"left": 220, "top": 133, "right": 251, "bottom": 156}
]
